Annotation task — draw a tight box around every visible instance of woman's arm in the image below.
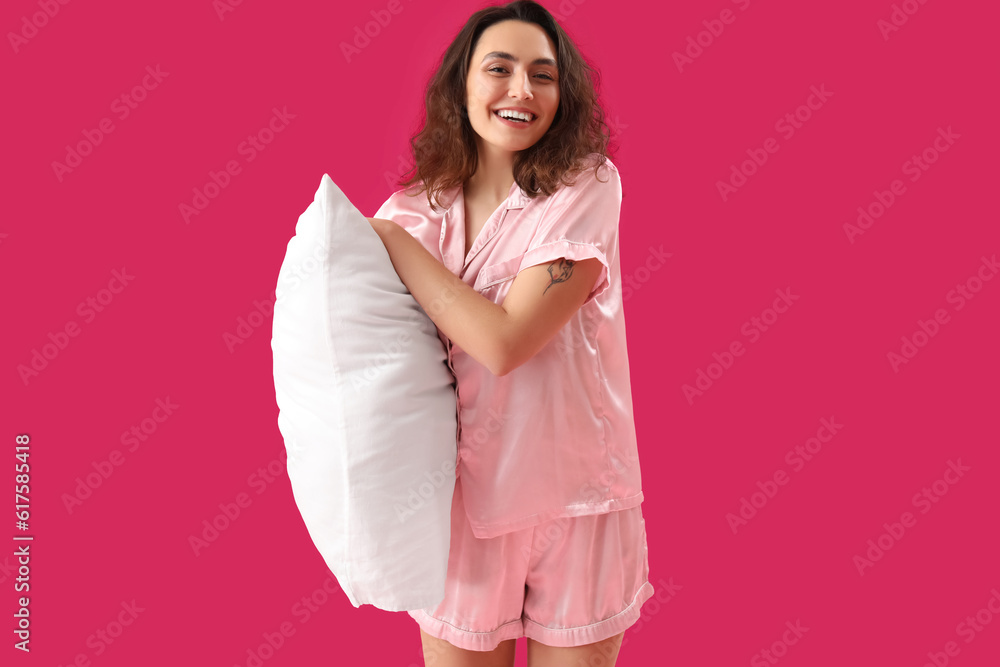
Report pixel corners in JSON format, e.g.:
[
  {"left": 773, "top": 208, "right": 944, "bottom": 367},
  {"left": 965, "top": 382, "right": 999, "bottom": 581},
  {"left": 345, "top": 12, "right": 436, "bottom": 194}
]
[{"left": 367, "top": 217, "right": 602, "bottom": 376}]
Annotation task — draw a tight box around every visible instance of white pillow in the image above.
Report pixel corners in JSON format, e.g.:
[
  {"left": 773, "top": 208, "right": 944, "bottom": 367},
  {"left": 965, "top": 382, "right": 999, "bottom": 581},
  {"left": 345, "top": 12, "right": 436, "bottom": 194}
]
[{"left": 270, "top": 173, "right": 457, "bottom": 611}]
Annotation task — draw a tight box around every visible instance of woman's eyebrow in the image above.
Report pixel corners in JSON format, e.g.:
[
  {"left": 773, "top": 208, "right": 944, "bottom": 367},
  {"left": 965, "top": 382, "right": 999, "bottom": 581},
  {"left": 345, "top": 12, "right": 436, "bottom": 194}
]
[{"left": 481, "top": 51, "right": 557, "bottom": 67}]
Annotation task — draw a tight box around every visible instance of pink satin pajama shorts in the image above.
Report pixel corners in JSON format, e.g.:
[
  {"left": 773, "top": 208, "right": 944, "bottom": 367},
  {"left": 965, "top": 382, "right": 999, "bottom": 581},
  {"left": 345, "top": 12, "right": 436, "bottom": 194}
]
[{"left": 408, "top": 475, "right": 655, "bottom": 652}]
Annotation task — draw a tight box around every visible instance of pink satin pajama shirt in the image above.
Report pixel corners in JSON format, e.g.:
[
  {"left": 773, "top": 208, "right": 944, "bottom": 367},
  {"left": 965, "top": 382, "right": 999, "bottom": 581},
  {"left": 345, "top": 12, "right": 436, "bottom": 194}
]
[{"left": 374, "top": 154, "right": 644, "bottom": 539}]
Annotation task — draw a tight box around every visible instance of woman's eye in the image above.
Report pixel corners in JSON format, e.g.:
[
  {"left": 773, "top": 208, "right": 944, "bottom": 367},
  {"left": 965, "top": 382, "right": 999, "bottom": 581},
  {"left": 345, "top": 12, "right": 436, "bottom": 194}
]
[{"left": 487, "top": 66, "right": 555, "bottom": 80}]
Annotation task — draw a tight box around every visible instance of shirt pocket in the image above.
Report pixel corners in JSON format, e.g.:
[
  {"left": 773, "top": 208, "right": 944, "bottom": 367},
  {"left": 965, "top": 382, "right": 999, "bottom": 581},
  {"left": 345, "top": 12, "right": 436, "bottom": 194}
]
[{"left": 473, "top": 253, "right": 526, "bottom": 295}]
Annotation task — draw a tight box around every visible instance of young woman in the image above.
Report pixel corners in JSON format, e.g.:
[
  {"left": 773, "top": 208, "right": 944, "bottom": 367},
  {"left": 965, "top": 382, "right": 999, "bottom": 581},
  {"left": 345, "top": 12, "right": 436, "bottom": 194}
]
[{"left": 367, "top": 2, "right": 653, "bottom": 665}]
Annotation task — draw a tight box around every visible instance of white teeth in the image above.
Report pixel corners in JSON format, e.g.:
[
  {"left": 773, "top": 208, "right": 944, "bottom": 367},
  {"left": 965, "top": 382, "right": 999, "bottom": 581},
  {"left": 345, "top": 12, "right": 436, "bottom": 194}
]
[{"left": 496, "top": 110, "right": 534, "bottom": 122}]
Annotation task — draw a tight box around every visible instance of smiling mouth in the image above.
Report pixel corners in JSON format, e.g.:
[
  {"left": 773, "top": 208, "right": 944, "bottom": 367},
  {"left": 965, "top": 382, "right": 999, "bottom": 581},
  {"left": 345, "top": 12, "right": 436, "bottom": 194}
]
[{"left": 493, "top": 110, "right": 537, "bottom": 124}]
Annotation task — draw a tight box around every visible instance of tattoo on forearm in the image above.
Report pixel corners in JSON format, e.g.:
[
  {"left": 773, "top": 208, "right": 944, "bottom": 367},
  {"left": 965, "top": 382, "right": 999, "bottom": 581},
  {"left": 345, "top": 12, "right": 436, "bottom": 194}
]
[{"left": 543, "top": 259, "right": 575, "bottom": 295}]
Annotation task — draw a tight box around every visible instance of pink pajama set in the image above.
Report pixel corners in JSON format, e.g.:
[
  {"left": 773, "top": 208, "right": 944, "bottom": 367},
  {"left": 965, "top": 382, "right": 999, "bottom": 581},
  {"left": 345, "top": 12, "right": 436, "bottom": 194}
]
[{"left": 373, "top": 154, "right": 653, "bottom": 651}]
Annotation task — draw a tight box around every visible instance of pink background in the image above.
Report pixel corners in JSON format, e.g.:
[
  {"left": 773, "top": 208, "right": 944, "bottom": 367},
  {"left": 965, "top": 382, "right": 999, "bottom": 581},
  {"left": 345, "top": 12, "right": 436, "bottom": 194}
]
[{"left": 4, "top": 0, "right": 999, "bottom": 665}]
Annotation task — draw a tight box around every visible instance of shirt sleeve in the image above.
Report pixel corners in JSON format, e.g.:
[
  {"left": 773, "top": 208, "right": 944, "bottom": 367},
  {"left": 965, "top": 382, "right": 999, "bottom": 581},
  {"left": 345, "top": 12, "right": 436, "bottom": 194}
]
[
  {"left": 373, "top": 190, "right": 424, "bottom": 243},
  {"left": 372, "top": 189, "right": 446, "bottom": 264},
  {"left": 517, "top": 158, "right": 622, "bottom": 306},
  {"left": 373, "top": 192, "right": 401, "bottom": 226}
]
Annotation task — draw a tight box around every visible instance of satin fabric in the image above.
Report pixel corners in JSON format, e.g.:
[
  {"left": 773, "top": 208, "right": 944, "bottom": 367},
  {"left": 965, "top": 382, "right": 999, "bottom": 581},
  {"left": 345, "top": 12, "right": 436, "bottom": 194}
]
[
  {"left": 407, "top": 474, "right": 655, "bottom": 651},
  {"left": 373, "top": 154, "right": 645, "bottom": 539}
]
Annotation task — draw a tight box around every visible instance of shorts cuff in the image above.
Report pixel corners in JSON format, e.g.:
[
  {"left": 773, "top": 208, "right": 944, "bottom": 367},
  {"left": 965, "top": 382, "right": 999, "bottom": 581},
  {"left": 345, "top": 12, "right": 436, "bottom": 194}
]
[
  {"left": 521, "top": 580, "right": 655, "bottom": 648},
  {"left": 407, "top": 609, "right": 524, "bottom": 652}
]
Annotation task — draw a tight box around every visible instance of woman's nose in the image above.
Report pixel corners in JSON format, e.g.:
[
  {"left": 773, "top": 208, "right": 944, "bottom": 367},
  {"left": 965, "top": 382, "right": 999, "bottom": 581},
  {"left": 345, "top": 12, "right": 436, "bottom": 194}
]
[{"left": 508, "top": 71, "right": 533, "bottom": 100}]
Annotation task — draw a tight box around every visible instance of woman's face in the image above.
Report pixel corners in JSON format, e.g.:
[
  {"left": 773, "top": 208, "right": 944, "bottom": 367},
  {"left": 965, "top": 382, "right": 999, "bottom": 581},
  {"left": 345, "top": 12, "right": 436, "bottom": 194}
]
[{"left": 465, "top": 20, "right": 560, "bottom": 154}]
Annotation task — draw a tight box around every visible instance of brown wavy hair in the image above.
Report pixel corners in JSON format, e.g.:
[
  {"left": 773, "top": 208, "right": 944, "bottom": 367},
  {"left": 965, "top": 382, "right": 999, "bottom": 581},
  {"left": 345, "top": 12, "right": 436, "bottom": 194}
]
[{"left": 396, "top": 0, "right": 617, "bottom": 211}]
